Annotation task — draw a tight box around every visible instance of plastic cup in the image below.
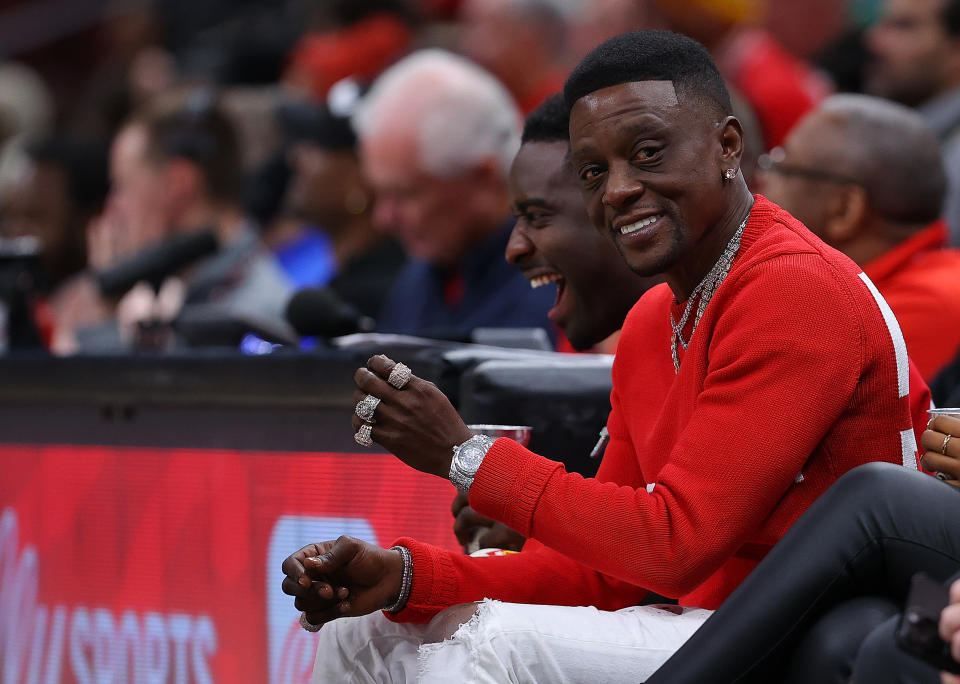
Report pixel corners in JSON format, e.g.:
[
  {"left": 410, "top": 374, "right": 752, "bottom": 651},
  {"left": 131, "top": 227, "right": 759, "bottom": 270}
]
[
  {"left": 928, "top": 408, "right": 960, "bottom": 419},
  {"left": 467, "top": 424, "right": 532, "bottom": 448}
]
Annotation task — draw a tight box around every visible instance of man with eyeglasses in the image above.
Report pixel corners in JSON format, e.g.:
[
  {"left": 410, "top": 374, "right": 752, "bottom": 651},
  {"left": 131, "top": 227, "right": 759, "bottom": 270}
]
[{"left": 760, "top": 93, "right": 960, "bottom": 382}]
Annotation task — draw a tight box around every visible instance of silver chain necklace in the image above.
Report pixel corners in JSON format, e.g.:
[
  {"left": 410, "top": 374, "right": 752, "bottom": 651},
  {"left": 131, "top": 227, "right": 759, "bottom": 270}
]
[{"left": 670, "top": 212, "right": 750, "bottom": 373}]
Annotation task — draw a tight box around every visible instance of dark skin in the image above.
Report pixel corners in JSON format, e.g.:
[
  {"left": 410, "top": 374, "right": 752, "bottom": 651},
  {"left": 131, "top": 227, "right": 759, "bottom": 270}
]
[
  {"left": 568, "top": 80, "right": 752, "bottom": 302},
  {"left": 453, "top": 139, "right": 657, "bottom": 553},
  {"left": 283, "top": 79, "right": 755, "bottom": 627},
  {"left": 505, "top": 140, "right": 655, "bottom": 350},
  {"left": 283, "top": 355, "right": 473, "bottom": 626}
]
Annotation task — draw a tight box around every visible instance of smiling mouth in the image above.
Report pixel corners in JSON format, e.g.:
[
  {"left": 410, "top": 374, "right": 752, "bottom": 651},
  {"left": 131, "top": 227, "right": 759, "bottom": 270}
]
[
  {"left": 619, "top": 214, "right": 663, "bottom": 235},
  {"left": 528, "top": 272, "right": 563, "bottom": 289}
]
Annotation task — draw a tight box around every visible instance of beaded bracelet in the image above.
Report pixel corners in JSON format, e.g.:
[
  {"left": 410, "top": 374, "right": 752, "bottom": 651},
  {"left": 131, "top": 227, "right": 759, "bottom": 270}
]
[{"left": 383, "top": 545, "right": 413, "bottom": 613}]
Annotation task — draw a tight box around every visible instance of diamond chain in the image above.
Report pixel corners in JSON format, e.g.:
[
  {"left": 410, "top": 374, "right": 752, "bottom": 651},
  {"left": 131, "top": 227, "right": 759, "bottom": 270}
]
[{"left": 670, "top": 212, "right": 749, "bottom": 373}]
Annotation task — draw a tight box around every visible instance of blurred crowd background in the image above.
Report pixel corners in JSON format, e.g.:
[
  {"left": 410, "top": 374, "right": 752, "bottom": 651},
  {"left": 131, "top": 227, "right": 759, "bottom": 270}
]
[{"left": 3, "top": 0, "right": 957, "bottom": 361}]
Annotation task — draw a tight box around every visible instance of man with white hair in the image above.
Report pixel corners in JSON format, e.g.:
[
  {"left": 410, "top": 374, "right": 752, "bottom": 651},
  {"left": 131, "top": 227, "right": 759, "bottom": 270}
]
[{"left": 354, "top": 49, "right": 556, "bottom": 341}]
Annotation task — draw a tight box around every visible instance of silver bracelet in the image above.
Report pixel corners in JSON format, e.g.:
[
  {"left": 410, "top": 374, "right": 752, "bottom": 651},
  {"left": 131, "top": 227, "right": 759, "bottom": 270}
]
[{"left": 383, "top": 545, "right": 413, "bottom": 613}]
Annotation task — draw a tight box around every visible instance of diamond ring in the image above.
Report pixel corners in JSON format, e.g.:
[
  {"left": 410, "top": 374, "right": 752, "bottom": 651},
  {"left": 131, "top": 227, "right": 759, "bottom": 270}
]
[
  {"left": 355, "top": 424, "right": 374, "bottom": 447},
  {"left": 355, "top": 394, "right": 381, "bottom": 422},
  {"left": 388, "top": 363, "right": 412, "bottom": 390}
]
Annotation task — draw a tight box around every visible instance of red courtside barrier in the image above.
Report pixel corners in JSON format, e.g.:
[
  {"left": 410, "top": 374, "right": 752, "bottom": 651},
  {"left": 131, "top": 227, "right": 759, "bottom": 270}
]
[{"left": 0, "top": 445, "right": 460, "bottom": 683}]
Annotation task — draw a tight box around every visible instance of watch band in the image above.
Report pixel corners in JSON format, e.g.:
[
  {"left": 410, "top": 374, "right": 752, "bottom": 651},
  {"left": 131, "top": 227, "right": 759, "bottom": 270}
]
[{"left": 449, "top": 434, "right": 496, "bottom": 493}]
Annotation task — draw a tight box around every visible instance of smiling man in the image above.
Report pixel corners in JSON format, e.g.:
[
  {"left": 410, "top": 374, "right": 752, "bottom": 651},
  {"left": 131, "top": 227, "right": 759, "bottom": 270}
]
[
  {"left": 507, "top": 93, "right": 658, "bottom": 352},
  {"left": 283, "top": 31, "right": 917, "bottom": 683},
  {"left": 452, "top": 93, "right": 659, "bottom": 553}
]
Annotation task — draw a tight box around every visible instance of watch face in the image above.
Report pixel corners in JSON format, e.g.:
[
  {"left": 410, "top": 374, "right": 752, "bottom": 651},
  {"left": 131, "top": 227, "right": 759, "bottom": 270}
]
[{"left": 458, "top": 443, "right": 486, "bottom": 472}]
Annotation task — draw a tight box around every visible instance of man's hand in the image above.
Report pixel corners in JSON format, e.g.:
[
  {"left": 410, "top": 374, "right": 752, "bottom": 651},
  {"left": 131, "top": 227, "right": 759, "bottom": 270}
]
[
  {"left": 281, "top": 536, "right": 404, "bottom": 628},
  {"left": 921, "top": 415, "right": 960, "bottom": 486},
  {"left": 451, "top": 491, "right": 526, "bottom": 553},
  {"left": 351, "top": 355, "right": 474, "bottom": 479}
]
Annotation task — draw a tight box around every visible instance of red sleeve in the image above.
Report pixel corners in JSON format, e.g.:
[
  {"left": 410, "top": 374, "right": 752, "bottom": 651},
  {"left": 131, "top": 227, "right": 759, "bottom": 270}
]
[
  {"left": 470, "top": 257, "right": 864, "bottom": 596},
  {"left": 385, "top": 536, "right": 648, "bottom": 623},
  {"left": 387, "top": 256, "right": 867, "bottom": 622}
]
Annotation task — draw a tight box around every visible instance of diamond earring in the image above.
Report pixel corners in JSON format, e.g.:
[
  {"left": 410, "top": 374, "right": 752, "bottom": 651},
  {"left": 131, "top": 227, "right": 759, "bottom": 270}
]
[{"left": 723, "top": 169, "right": 737, "bottom": 181}]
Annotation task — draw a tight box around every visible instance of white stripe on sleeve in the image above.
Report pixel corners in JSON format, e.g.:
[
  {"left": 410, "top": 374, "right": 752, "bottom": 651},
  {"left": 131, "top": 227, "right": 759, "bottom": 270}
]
[{"left": 858, "top": 272, "right": 909, "bottom": 399}]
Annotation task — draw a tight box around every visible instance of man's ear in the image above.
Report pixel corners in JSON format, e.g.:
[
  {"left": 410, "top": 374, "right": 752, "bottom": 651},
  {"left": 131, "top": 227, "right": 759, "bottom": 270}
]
[
  {"left": 823, "top": 184, "right": 869, "bottom": 245},
  {"left": 719, "top": 116, "right": 745, "bottom": 169}
]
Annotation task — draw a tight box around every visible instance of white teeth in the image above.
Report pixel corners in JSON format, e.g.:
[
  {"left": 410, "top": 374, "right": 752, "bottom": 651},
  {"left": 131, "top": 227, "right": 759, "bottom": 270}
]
[
  {"left": 620, "top": 215, "right": 662, "bottom": 235},
  {"left": 528, "top": 274, "right": 562, "bottom": 289}
]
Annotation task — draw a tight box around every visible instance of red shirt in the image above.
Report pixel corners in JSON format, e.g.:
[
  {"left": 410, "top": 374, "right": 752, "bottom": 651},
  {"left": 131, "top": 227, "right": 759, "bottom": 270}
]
[
  {"left": 390, "top": 197, "right": 915, "bottom": 622},
  {"left": 864, "top": 221, "right": 960, "bottom": 381}
]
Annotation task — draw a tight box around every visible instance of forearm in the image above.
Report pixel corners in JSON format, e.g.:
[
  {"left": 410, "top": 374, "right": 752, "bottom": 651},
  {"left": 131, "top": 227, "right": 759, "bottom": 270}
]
[{"left": 386, "top": 537, "right": 648, "bottom": 623}]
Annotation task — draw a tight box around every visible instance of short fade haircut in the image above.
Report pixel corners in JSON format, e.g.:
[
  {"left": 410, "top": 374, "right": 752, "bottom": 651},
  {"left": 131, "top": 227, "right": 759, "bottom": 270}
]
[
  {"left": 521, "top": 93, "right": 569, "bottom": 145},
  {"left": 563, "top": 30, "right": 733, "bottom": 117}
]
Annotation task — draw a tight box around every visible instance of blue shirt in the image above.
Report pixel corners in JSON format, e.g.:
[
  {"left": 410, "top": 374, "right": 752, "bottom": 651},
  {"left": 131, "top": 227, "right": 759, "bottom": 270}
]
[{"left": 377, "top": 221, "right": 556, "bottom": 342}]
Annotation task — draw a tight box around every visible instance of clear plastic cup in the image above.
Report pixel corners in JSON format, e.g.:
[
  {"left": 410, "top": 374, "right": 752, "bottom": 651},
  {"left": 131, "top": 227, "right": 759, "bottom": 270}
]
[
  {"left": 467, "top": 424, "right": 532, "bottom": 448},
  {"left": 928, "top": 408, "right": 960, "bottom": 419}
]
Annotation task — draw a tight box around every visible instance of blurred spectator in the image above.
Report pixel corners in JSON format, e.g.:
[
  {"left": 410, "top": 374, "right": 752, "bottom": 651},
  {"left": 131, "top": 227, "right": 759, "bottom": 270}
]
[
  {"left": 761, "top": 93, "right": 960, "bottom": 381},
  {"left": 77, "top": 89, "right": 291, "bottom": 350},
  {"left": 72, "top": 2, "right": 174, "bottom": 141},
  {"left": 646, "top": 0, "right": 832, "bottom": 148},
  {"left": 284, "top": 0, "right": 418, "bottom": 100},
  {"left": 0, "top": 136, "right": 110, "bottom": 351},
  {"left": 353, "top": 49, "right": 555, "bottom": 340},
  {"left": 568, "top": 0, "right": 650, "bottom": 60},
  {"left": 458, "top": 0, "right": 569, "bottom": 114},
  {"left": 764, "top": 0, "right": 848, "bottom": 59},
  {"left": 277, "top": 83, "right": 405, "bottom": 318},
  {"left": 866, "top": 0, "right": 960, "bottom": 247},
  {"left": 0, "top": 62, "right": 54, "bottom": 194}
]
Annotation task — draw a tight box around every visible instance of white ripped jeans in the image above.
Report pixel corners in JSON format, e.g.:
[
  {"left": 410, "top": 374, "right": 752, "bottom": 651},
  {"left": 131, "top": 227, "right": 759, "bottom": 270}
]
[{"left": 310, "top": 600, "right": 711, "bottom": 683}]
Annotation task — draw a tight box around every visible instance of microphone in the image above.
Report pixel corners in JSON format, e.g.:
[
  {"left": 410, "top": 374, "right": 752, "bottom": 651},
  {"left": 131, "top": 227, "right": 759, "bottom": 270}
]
[
  {"left": 285, "top": 287, "right": 376, "bottom": 338},
  {"left": 96, "top": 229, "right": 218, "bottom": 298},
  {"left": 173, "top": 303, "right": 300, "bottom": 348}
]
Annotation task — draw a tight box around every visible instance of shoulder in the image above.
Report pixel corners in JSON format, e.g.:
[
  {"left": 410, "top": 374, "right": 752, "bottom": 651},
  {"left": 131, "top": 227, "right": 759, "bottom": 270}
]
[
  {"left": 730, "top": 197, "right": 867, "bottom": 305},
  {"left": 620, "top": 283, "right": 673, "bottom": 334}
]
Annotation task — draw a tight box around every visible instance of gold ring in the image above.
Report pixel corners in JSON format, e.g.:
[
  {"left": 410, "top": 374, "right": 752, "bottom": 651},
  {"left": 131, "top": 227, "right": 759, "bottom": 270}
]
[{"left": 941, "top": 434, "right": 953, "bottom": 456}]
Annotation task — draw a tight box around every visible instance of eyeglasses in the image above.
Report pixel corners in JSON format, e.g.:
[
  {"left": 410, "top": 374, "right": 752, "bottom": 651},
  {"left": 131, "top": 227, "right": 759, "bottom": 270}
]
[{"left": 757, "top": 147, "right": 858, "bottom": 186}]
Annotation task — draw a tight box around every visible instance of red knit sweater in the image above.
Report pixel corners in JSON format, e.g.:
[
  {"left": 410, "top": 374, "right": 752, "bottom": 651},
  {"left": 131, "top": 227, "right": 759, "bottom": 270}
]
[{"left": 390, "top": 197, "right": 916, "bottom": 623}]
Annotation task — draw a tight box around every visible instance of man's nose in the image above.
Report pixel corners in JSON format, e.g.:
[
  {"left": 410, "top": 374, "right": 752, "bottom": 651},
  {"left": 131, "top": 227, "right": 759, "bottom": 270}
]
[
  {"left": 602, "top": 163, "right": 644, "bottom": 212},
  {"left": 505, "top": 224, "right": 535, "bottom": 265}
]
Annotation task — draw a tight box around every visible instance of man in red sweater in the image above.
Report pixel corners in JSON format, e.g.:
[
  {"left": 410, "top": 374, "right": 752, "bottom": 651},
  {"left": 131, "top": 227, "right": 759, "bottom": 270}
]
[
  {"left": 761, "top": 93, "right": 960, "bottom": 382},
  {"left": 283, "top": 31, "right": 917, "bottom": 682}
]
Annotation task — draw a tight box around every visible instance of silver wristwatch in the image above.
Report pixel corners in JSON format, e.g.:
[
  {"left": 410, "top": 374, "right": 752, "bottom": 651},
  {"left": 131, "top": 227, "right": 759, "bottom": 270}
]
[{"left": 449, "top": 435, "right": 496, "bottom": 493}]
